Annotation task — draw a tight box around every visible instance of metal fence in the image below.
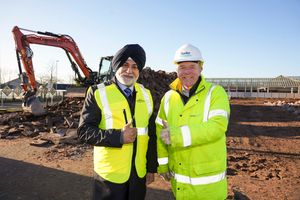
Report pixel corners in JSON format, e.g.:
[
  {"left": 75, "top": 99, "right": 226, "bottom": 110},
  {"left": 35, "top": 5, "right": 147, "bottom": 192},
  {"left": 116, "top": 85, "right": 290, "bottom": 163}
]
[
  {"left": 1, "top": 85, "right": 300, "bottom": 106},
  {"left": 228, "top": 91, "right": 300, "bottom": 99},
  {"left": 0, "top": 86, "right": 65, "bottom": 107}
]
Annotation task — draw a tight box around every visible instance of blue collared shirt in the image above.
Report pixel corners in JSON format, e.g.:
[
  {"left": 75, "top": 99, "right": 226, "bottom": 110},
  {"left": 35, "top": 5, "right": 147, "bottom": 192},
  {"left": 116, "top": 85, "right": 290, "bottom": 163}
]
[{"left": 116, "top": 80, "right": 134, "bottom": 95}]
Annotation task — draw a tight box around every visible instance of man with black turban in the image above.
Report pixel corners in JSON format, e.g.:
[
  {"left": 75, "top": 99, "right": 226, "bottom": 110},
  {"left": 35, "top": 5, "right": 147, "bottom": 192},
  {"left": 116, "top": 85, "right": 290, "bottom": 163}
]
[{"left": 78, "top": 44, "right": 158, "bottom": 200}]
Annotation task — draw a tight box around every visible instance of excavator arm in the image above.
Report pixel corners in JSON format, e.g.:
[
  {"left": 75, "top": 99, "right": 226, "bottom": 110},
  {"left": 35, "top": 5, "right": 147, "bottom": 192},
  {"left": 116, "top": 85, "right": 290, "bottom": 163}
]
[
  {"left": 12, "top": 26, "right": 98, "bottom": 92},
  {"left": 12, "top": 26, "right": 110, "bottom": 115}
]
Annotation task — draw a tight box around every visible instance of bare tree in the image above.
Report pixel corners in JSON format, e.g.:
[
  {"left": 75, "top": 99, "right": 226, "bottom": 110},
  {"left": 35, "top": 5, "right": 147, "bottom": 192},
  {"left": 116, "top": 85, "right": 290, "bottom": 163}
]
[
  {"left": 49, "top": 62, "right": 56, "bottom": 85},
  {"left": 37, "top": 62, "right": 60, "bottom": 87}
]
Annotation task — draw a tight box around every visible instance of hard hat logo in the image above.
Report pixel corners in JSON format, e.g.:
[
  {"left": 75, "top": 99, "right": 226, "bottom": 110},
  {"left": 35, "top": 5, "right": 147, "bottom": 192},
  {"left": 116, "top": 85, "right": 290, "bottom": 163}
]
[
  {"left": 180, "top": 51, "right": 192, "bottom": 57},
  {"left": 174, "top": 44, "right": 204, "bottom": 64}
]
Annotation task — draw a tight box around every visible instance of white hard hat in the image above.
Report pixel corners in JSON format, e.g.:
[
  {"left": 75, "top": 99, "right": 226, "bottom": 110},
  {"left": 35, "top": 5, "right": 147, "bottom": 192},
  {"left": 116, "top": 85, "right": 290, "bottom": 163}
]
[{"left": 173, "top": 44, "right": 204, "bottom": 64}]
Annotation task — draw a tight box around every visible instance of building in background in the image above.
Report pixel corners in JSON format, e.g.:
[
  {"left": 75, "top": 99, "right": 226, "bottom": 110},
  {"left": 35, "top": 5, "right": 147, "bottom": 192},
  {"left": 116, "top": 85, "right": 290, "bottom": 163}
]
[{"left": 207, "top": 75, "right": 300, "bottom": 99}]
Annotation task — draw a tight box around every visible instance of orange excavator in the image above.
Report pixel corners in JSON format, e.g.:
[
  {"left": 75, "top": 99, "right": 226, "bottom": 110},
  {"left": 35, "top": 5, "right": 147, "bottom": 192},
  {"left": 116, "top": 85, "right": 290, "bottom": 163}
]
[{"left": 12, "top": 26, "right": 113, "bottom": 115}]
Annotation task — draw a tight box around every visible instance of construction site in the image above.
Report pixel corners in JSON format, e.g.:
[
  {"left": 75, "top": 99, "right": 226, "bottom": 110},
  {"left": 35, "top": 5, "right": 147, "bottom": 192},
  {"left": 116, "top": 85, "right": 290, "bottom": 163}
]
[
  {"left": 0, "top": 67, "right": 299, "bottom": 199},
  {"left": 0, "top": 26, "right": 300, "bottom": 200}
]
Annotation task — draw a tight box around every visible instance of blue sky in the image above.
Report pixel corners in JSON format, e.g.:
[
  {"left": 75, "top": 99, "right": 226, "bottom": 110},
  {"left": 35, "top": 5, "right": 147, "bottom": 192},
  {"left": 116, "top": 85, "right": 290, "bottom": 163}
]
[{"left": 1, "top": 0, "right": 299, "bottom": 83}]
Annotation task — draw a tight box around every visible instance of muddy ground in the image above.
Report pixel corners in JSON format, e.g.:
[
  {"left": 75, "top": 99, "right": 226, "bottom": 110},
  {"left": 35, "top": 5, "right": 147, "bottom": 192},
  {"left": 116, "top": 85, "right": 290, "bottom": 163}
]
[{"left": 0, "top": 98, "right": 299, "bottom": 200}]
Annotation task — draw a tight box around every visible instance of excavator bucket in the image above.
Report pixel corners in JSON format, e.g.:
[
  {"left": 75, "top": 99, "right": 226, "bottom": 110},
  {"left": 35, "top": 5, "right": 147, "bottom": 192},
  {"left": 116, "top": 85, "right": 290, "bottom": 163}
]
[{"left": 22, "top": 96, "right": 47, "bottom": 116}]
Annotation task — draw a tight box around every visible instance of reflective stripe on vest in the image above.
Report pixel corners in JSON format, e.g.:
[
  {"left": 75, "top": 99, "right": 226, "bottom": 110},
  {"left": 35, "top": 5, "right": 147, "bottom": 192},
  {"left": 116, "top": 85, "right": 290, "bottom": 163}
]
[
  {"left": 180, "top": 125, "right": 191, "bottom": 147},
  {"left": 94, "top": 83, "right": 152, "bottom": 183},
  {"left": 97, "top": 83, "right": 113, "bottom": 128},
  {"left": 178, "top": 85, "right": 215, "bottom": 147},
  {"left": 155, "top": 116, "right": 163, "bottom": 126},
  {"left": 155, "top": 90, "right": 173, "bottom": 126},
  {"left": 158, "top": 157, "right": 168, "bottom": 165},
  {"left": 98, "top": 83, "right": 152, "bottom": 131},
  {"left": 203, "top": 85, "right": 216, "bottom": 122},
  {"left": 209, "top": 109, "right": 228, "bottom": 119},
  {"left": 156, "top": 85, "right": 228, "bottom": 149},
  {"left": 137, "top": 127, "right": 148, "bottom": 135},
  {"left": 174, "top": 171, "right": 226, "bottom": 185},
  {"left": 159, "top": 85, "right": 228, "bottom": 148},
  {"left": 139, "top": 84, "right": 152, "bottom": 117},
  {"left": 164, "top": 90, "right": 173, "bottom": 117}
]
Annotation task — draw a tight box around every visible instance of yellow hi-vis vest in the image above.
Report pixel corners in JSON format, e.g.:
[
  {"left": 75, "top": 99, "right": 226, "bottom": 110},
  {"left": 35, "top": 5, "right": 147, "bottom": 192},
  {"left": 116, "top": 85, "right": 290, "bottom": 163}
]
[
  {"left": 156, "top": 76, "right": 230, "bottom": 200},
  {"left": 93, "top": 82, "right": 153, "bottom": 184}
]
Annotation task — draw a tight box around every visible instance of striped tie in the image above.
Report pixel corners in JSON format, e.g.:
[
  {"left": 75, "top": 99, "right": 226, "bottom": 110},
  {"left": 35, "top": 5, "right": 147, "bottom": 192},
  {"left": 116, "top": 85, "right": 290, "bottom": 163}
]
[
  {"left": 124, "top": 88, "right": 133, "bottom": 103},
  {"left": 124, "top": 88, "right": 132, "bottom": 97}
]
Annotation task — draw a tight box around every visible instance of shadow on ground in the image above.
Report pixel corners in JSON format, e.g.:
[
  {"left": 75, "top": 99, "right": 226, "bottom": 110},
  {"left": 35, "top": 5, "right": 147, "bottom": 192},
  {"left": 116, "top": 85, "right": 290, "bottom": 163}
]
[
  {"left": 0, "top": 157, "right": 173, "bottom": 200},
  {"left": 0, "top": 157, "right": 93, "bottom": 200}
]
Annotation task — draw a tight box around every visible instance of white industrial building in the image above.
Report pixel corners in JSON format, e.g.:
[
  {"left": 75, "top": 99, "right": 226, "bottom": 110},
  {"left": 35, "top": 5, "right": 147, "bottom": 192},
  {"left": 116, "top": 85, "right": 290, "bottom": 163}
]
[{"left": 207, "top": 75, "right": 300, "bottom": 99}]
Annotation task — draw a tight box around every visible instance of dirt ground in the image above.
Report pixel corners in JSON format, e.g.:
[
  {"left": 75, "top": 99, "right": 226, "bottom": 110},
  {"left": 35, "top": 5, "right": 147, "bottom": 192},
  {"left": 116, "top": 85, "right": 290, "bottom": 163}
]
[{"left": 0, "top": 98, "right": 300, "bottom": 200}]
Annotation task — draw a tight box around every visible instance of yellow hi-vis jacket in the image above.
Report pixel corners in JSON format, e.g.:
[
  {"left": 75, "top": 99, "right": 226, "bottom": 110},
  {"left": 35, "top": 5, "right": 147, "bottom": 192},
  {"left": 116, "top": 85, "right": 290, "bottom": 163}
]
[
  {"left": 94, "top": 82, "right": 153, "bottom": 183},
  {"left": 156, "top": 76, "right": 230, "bottom": 200}
]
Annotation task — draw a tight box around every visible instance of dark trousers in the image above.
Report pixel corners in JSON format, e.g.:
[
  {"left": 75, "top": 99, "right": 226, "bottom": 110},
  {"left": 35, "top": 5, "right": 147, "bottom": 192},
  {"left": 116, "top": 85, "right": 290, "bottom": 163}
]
[{"left": 93, "top": 167, "right": 146, "bottom": 200}]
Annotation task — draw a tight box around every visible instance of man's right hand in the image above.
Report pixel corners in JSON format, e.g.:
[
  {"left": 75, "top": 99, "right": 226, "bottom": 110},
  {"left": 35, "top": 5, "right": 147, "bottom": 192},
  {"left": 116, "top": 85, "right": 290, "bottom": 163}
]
[{"left": 122, "top": 121, "right": 137, "bottom": 144}]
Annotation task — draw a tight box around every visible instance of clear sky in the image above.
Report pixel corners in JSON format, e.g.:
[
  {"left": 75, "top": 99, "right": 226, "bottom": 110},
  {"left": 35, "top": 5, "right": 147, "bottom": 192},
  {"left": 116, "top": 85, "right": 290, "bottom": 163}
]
[{"left": 1, "top": 0, "right": 299, "bottom": 83}]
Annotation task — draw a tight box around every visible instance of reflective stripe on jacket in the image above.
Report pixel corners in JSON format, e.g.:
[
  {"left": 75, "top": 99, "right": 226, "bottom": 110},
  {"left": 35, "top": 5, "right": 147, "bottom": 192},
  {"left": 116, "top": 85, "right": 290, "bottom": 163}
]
[
  {"left": 94, "top": 82, "right": 153, "bottom": 183},
  {"left": 156, "top": 76, "right": 230, "bottom": 199}
]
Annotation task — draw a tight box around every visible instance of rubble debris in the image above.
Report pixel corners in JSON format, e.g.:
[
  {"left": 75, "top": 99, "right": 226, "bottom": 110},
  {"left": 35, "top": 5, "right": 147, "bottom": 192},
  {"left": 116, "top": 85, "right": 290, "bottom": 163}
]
[
  {"left": 30, "top": 138, "right": 54, "bottom": 147},
  {"left": 264, "top": 100, "right": 300, "bottom": 115},
  {"left": 43, "top": 144, "right": 91, "bottom": 161},
  {"left": 0, "top": 68, "right": 176, "bottom": 141},
  {"left": 0, "top": 68, "right": 176, "bottom": 159},
  {"left": 232, "top": 187, "right": 251, "bottom": 200},
  {"left": 227, "top": 152, "right": 286, "bottom": 181},
  {"left": 139, "top": 67, "right": 177, "bottom": 112}
]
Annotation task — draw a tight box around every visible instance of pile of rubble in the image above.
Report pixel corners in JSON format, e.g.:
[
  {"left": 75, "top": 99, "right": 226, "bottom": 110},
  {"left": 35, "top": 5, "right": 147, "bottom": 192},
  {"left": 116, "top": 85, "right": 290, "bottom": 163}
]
[
  {"left": 0, "top": 97, "right": 86, "bottom": 160},
  {"left": 0, "top": 97, "right": 83, "bottom": 141},
  {"left": 139, "top": 67, "right": 177, "bottom": 112},
  {"left": 0, "top": 68, "right": 177, "bottom": 158},
  {"left": 264, "top": 100, "right": 300, "bottom": 115}
]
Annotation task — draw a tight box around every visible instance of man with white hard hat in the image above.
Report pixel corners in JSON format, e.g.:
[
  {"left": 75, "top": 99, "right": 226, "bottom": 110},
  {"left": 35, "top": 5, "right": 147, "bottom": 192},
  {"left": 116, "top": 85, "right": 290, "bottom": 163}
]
[{"left": 156, "top": 44, "right": 230, "bottom": 199}]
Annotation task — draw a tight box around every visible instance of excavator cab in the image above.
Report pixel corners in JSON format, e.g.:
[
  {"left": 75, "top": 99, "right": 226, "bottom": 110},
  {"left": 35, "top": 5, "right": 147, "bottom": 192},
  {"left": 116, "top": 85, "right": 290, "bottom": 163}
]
[
  {"left": 99, "top": 56, "right": 114, "bottom": 82},
  {"left": 65, "top": 57, "right": 114, "bottom": 98}
]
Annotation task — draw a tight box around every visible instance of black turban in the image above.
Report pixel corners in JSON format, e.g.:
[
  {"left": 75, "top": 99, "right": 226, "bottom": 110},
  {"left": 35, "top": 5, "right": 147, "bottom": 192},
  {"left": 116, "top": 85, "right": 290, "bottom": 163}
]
[{"left": 112, "top": 44, "right": 146, "bottom": 72}]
